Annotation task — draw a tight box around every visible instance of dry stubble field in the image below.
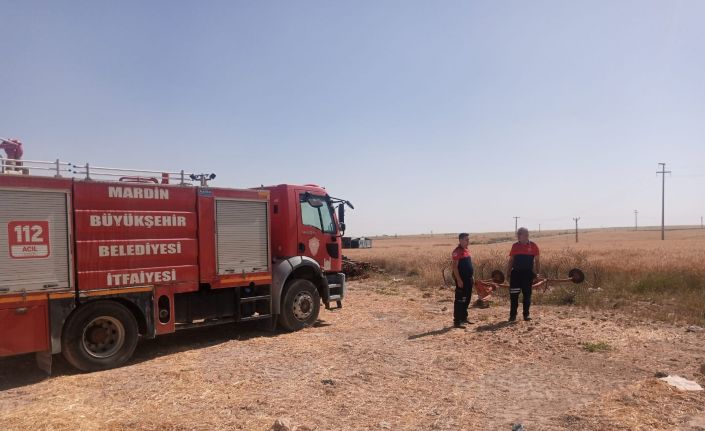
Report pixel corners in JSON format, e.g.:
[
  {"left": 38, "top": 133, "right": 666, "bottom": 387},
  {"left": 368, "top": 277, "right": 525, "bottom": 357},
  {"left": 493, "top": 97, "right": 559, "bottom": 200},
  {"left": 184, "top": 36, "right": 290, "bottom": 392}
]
[
  {"left": 351, "top": 228, "right": 705, "bottom": 326},
  {"left": 0, "top": 229, "right": 704, "bottom": 430}
]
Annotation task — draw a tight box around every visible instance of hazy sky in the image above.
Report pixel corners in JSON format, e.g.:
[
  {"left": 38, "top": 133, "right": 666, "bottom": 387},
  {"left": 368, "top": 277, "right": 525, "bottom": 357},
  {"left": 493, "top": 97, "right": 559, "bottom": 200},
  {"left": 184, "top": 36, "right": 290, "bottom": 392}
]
[{"left": 2, "top": 1, "right": 704, "bottom": 236}]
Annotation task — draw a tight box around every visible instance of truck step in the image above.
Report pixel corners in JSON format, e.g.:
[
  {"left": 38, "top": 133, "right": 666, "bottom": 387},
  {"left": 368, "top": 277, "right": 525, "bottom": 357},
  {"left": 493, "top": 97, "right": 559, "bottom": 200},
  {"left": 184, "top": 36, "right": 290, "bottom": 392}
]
[
  {"left": 176, "top": 317, "right": 237, "bottom": 330},
  {"left": 325, "top": 299, "right": 343, "bottom": 310},
  {"left": 240, "top": 295, "right": 271, "bottom": 303},
  {"left": 239, "top": 313, "right": 272, "bottom": 322}
]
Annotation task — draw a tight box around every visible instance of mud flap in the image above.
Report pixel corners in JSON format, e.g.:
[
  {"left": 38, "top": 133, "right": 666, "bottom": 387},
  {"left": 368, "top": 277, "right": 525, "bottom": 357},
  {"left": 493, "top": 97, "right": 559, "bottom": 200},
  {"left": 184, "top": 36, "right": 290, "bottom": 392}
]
[{"left": 35, "top": 350, "right": 52, "bottom": 375}]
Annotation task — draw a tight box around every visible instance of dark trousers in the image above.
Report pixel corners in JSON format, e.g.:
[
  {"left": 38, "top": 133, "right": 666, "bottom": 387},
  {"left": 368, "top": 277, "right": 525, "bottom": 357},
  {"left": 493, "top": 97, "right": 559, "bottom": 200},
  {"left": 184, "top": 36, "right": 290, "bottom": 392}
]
[
  {"left": 509, "top": 270, "right": 533, "bottom": 319},
  {"left": 454, "top": 275, "right": 473, "bottom": 323}
]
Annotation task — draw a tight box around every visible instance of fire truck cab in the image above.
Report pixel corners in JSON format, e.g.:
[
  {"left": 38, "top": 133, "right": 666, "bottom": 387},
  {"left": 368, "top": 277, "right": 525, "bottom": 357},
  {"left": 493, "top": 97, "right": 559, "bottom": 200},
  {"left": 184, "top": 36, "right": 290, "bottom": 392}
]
[{"left": 0, "top": 158, "right": 351, "bottom": 372}]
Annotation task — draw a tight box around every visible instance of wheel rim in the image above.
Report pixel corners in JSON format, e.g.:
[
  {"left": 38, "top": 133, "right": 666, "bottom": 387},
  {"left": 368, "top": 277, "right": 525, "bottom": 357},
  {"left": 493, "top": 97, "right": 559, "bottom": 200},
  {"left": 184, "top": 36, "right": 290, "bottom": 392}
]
[
  {"left": 82, "top": 316, "right": 126, "bottom": 359},
  {"left": 292, "top": 291, "right": 314, "bottom": 321}
]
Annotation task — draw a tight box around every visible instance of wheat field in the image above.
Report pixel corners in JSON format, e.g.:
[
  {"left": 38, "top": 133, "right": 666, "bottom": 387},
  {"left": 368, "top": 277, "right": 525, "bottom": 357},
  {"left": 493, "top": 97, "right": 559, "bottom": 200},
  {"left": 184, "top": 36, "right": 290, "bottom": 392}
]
[{"left": 346, "top": 228, "right": 705, "bottom": 325}]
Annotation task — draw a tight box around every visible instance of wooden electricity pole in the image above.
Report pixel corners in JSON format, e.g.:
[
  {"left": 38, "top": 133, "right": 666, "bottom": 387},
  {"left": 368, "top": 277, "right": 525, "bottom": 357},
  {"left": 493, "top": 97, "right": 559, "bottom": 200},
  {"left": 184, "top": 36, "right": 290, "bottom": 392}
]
[
  {"left": 513, "top": 216, "right": 519, "bottom": 233},
  {"left": 573, "top": 217, "right": 580, "bottom": 243},
  {"left": 657, "top": 163, "right": 670, "bottom": 240}
]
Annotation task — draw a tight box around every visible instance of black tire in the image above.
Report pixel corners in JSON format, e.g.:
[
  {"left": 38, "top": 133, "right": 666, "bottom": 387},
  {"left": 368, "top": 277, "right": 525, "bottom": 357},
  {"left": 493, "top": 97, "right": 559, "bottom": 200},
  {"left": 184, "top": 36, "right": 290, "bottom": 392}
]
[
  {"left": 61, "top": 301, "right": 139, "bottom": 372},
  {"left": 278, "top": 279, "right": 321, "bottom": 332}
]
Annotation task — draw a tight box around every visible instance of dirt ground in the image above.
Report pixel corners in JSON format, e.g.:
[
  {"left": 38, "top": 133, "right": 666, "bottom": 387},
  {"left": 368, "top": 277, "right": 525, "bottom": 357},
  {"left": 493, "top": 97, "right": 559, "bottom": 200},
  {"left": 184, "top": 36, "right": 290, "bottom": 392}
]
[{"left": 1, "top": 279, "right": 704, "bottom": 430}]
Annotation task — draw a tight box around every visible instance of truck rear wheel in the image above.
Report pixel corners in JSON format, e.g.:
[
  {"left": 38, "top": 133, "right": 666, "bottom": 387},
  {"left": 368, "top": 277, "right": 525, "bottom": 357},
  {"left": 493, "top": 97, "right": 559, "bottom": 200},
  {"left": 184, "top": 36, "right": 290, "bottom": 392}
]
[
  {"left": 278, "top": 279, "right": 320, "bottom": 331},
  {"left": 61, "top": 301, "right": 139, "bottom": 372}
]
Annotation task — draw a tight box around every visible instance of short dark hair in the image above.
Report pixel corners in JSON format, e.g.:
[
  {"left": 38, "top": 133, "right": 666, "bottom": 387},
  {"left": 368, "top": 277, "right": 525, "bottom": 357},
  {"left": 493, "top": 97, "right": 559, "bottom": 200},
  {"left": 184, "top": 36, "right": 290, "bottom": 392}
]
[{"left": 458, "top": 233, "right": 469, "bottom": 240}]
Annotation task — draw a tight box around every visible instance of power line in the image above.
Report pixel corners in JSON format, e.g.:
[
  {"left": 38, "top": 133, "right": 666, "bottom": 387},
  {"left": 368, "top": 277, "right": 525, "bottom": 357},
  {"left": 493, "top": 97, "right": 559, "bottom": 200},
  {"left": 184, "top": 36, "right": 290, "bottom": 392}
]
[
  {"left": 657, "top": 163, "right": 671, "bottom": 241},
  {"left": 572, "top": 217, "right": 580, "bottom": 243},
  {"left": 634, "top": 209, "right": 638, "bottom": 231}
]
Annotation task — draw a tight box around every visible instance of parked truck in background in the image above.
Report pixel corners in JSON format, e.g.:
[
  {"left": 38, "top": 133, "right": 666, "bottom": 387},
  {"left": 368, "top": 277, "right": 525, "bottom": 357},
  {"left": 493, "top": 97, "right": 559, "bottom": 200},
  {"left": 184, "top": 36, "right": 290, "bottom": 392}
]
[{"left": 0, "top": 154, "right": 353, "bottom": 372}]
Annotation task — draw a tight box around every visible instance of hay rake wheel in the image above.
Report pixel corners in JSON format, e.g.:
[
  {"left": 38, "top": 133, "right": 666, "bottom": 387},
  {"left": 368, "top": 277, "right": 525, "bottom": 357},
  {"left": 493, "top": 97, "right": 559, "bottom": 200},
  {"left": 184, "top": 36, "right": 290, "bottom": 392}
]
[
  {"left": 442, "top": 265, "right": 455, "bottom": 287},
  {"left": 442, "top": 263, "right": 588, "bottom": 305}
]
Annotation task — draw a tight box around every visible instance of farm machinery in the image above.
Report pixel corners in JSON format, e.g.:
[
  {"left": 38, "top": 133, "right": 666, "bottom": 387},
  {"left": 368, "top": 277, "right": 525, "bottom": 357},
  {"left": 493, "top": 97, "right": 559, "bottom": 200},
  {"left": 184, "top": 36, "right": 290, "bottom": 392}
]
[{"left": 443, "top": 265, "right": 586, "bottom": 306}]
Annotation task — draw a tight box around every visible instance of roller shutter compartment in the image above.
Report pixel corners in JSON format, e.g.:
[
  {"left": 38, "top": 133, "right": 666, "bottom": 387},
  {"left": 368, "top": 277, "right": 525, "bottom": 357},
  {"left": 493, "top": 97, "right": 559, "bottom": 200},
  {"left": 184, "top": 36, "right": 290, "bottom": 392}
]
[
  {"left": 215, "top": 199, "right": 269, "bottom": 275},
  {"left": 0, "top": 189, "right": 71, "bottom": 292}
]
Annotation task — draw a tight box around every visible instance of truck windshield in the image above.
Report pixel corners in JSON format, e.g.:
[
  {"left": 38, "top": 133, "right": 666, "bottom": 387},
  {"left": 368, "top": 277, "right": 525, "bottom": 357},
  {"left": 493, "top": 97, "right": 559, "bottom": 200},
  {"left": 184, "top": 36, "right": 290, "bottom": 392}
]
[{"left": 300, "top": 195, "right": 337, "bottom": 234}]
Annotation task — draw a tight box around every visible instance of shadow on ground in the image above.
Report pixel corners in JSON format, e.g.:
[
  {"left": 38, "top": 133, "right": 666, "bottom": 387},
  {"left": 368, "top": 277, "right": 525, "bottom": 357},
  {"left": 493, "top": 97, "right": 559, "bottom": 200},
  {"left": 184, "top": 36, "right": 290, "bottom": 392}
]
[
  {"left": 475, "top": 321, "right": 514, "bottom": 332},
  {"left": 0, "top": 318, "right": 329, "bottom": 391},
  {"left": 408, "top": 326, "right": 455, "bottom": 340}
]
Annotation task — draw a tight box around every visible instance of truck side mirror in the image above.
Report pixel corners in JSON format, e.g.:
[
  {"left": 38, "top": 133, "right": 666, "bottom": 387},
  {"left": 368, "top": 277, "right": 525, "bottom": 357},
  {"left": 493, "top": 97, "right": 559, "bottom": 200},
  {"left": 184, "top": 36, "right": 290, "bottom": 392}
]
[{"left": 337, "top": 203, "right": 345, "bottom": 224}]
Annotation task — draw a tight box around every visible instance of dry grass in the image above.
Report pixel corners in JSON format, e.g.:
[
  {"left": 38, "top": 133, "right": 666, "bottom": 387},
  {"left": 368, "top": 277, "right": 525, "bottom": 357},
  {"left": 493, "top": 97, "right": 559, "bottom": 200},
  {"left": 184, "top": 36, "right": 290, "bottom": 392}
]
[
  {"left": 564, "top": 379, "right": 705, "bottom": 430},
  {"left": 1, "top": 280, "right": 704, "bottom": 430},
  {"left": 347, "top": 228, "right": 705, "bottom": 325},
  {"left": 1, "top": 228, "right": 703, "bottom": 430},
  {"left": 582, "top": 341, "right": 612, "bottom": 353}
]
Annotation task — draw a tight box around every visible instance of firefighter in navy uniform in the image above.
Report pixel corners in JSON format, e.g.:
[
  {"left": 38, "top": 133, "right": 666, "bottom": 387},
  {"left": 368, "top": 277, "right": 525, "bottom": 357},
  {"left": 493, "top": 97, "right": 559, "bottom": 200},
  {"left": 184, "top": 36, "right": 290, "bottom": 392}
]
[
  {"left": 451, "top": 233, "right": 474, "bottom": 328},
  {"left": 506, "top": 227, "right": 541, "bottom": 322}
]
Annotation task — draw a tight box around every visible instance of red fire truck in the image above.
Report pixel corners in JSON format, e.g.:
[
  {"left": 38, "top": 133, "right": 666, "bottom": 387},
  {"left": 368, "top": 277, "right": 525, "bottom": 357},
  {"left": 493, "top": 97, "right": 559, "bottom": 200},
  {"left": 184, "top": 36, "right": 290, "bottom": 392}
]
[{"left": 0, "top": 156, "right": 352, "bottom": 372}]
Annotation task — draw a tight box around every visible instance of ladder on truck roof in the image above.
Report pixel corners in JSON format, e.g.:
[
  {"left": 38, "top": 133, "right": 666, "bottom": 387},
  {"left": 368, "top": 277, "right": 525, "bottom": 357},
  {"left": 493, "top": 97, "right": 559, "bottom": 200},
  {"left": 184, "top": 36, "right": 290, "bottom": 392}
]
[{"left": 0, "top": 157, "right": 215, "bottom": 186}]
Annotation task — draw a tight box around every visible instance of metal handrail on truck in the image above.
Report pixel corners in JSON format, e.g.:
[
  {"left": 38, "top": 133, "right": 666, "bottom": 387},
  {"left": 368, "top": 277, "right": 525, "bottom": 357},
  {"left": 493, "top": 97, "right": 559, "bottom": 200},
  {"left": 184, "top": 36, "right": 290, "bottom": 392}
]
[
  {"left": 0, "top": 157, "right": 70, "bottom": 177},
  {"left": 0, "top": 157, "right": 201, "bottom": 185},
  {"left": 71, "top": 162, "right": 195, "bottom": 185}
]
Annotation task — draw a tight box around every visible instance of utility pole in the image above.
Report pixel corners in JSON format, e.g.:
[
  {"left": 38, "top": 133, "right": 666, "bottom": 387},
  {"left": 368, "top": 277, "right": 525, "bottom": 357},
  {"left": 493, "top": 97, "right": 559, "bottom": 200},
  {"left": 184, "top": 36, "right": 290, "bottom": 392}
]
[
  {"left": 634, "top": 210, "right": 638, "bottom": 231},
  {"left": 573, "top": 217, "right": 580, "bottom": 243},
  {"left": 513, "top": 216, "right": 519, "bottom": 233},
  {"left": 657, "top": 163, "right": 671, "bottom": 240},
  {"left": 538, "top": 224, "right": 541, "bottom": 233}
]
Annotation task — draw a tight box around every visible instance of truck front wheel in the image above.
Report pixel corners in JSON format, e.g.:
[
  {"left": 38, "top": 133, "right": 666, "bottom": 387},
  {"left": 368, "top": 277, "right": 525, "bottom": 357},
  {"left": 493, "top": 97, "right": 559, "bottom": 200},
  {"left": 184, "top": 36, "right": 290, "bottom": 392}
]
[
  {"left": 61, "top": 301, "right": 139, "bottom": 372},
  {"left": 278, "top": 279, "right": 320, "bottom": 331}
]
